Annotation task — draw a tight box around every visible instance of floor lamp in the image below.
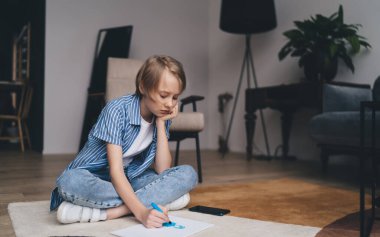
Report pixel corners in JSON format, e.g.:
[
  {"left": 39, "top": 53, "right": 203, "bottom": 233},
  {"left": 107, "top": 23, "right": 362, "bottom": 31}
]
[{"left": 219, "top": 0, "right": 277, "bottom": 157}]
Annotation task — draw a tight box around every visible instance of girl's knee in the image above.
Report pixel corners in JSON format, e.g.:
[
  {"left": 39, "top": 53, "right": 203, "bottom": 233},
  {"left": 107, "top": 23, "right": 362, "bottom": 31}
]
[
  {"left": 177, "top": 165, "right": 198, "bottom": 188},
  {"left": 57, "top": 169, "right": 88, "bottom": 194}
]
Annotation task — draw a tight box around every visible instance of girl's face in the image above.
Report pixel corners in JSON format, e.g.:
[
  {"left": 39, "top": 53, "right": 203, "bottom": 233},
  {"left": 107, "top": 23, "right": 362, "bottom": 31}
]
[{"left": 140, "top": 69, "right": 181, "bottom": 121}]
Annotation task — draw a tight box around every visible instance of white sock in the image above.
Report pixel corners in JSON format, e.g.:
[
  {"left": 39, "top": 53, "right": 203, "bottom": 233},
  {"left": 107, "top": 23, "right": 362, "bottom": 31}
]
[{"left": 100, "top": 209, "right": 107, "bottom": 221}]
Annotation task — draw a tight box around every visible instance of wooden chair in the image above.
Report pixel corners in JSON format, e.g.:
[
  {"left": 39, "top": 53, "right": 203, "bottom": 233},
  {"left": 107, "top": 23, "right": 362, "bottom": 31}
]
[
  {"left": 0, "top": 86, "right": 33, "bottom": 151},
  {"left": 13, "top": 22, "right": 31, "bottom": 83},
  {"left": 105, "top": 57, "right": 205, "bottom": 182},
  {"left": 0, "top": 23, "right": 32, "bottom": 151}
]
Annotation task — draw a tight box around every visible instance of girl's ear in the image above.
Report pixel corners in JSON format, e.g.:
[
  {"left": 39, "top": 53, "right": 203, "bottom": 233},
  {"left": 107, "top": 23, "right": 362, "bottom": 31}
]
[{"left": 139, "top": 84, "right": 145, "bottom": 95}]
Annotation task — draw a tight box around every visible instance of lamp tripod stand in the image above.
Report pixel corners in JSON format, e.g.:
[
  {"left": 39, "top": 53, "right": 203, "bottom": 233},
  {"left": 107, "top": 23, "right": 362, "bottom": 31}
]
[{"left": 220, "top": 34, "right": 271, "bottom": 158}]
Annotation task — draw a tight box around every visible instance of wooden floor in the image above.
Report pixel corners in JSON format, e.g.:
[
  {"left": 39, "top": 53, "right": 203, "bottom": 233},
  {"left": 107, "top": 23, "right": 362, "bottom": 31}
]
[{"left": 0, "top": 149, "right": 362, "bottom": 237}]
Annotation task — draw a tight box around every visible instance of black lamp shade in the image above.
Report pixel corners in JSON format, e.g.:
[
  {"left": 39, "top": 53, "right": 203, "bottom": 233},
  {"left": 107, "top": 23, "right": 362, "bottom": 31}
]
[{"left": 220, "top": 0, "right": 277, "bottom": 34}]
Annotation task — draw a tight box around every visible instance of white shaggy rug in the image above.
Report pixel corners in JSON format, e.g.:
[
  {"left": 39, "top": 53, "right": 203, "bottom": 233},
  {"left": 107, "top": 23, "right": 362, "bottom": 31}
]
[{"left": 8, "top": 201, "right": 321, "bottom": 237}]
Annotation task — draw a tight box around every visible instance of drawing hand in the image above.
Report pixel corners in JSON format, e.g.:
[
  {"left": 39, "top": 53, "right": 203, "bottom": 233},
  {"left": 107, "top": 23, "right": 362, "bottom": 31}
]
[{"left": 139, "top": 206, "right": 170, "bottom": 228}]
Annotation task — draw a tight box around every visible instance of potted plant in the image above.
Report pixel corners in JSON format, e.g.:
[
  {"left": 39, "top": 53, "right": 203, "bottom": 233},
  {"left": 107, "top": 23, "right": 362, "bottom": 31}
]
[{"left": 278, "top": 5, "right": 371, "bottom": 82}]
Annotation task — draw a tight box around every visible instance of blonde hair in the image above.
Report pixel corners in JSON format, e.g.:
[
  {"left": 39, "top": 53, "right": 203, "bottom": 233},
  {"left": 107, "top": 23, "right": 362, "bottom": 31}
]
[{"left": 135, "top": 55, "right": 186, "bottom": 97}]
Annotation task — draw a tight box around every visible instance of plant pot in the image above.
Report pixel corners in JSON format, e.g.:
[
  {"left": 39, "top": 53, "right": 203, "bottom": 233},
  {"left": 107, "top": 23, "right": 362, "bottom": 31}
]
[{"left": 303, "top": 53, "right": 338, "bottom": 82}]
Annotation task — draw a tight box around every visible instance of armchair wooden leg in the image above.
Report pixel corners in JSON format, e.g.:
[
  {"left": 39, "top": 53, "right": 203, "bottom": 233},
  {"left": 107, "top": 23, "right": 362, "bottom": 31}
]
[
  {"left": 321, "top": 148, "right": 329, "bottom": 173},
  {"left": 23, "top": 121, "right": 32, "bottom": 149},
  {"left": 195, "top": 134, "right": 202, "bottom": 183},
  {"left": 17, "top": 119, "right": 25, "bottom": 152},
  {"left": 174, "top": 141, "right": 180, "bottom": 166}
]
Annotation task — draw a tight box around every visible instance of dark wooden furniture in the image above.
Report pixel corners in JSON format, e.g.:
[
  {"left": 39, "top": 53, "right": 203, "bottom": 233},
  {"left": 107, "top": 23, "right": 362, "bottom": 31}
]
[
  {"left": 0, "top": 81, "right": 33, "bottom": 151},
  {"left": 245, "top": 82, "right": 321, "bottom": 160},
  {"left": 0, "top": 22, "right": 32, "bottom": 151},
  {"left": 360, "top": 101, "right": 380, "bottom": 237},
  {"left": 0, "top": 80, "right": 24, "bottom": 88},
  {"left": 0, "top": 81, "right": 25, "bottom": 116}
]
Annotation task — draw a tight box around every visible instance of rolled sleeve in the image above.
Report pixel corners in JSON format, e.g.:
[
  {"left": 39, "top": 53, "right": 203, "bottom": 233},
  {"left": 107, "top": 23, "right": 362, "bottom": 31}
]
[{"left": 92, "top": 101, "right": 124, "bottom": 146}]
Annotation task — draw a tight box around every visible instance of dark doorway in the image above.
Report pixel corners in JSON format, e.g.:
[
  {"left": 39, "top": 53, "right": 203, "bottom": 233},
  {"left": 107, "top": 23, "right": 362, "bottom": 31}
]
[{"left": 0, "top": 0, "right": 45, "bottom": 152}]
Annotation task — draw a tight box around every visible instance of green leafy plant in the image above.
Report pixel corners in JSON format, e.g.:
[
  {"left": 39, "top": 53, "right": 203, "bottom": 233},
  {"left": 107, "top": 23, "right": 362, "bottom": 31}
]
[{"left": 278, "top": 5, "right": 371, "bottom": 82}]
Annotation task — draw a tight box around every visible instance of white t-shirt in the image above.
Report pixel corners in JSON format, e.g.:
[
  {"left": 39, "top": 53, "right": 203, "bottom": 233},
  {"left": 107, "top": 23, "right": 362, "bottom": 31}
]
[{"left": 122, "top": 117, "right": 153, "bottom": 167}]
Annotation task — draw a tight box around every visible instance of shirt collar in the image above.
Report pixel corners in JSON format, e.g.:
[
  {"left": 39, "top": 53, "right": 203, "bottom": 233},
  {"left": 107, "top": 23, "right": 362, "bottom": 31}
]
[
  {"left": 129, "top": 94, "right": 157, "bottom": 128},
  {"left": 129, "top": 94, "right": 141, "bottom": 125}
]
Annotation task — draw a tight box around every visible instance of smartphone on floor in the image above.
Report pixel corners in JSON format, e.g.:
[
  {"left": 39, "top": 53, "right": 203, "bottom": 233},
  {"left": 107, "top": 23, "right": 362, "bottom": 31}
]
[{"left": 189, "top": 205, "right": 230, "bottom": 216}]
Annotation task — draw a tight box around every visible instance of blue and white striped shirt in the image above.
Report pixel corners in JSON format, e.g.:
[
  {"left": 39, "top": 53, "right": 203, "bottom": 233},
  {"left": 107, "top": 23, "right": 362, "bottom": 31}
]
[{"left": 50, "top": 94, "right": 171, "bottom": 211}]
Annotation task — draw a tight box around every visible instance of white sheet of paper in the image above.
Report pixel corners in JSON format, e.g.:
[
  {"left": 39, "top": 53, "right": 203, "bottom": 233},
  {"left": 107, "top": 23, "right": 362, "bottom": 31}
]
[{"left": 110, "top": 215, "right": 214, "bottom": 237}]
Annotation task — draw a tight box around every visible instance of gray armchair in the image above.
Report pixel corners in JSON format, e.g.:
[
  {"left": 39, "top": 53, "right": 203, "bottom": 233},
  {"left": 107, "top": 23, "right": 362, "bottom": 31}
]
[{"left": 309, "top": 76, "right": 380, "bottom": 172}]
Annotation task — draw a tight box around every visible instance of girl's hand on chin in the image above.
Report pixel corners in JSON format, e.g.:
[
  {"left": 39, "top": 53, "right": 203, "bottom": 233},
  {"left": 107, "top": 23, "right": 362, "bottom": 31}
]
[{"left": 157, "top": 104, "right": 178, "bottom": 122}]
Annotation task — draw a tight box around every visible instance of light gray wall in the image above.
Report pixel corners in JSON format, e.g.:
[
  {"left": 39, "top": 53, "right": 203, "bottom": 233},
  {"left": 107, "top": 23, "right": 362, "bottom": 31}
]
[
  {"left": 44, "top": 0, "right": 209, "bottom": 154},
  {"left": 208, "top": 0, "right": 380, "bottom": 160},
  {"left": 44, "top": 0, "right": 380, "bottom": 160}
]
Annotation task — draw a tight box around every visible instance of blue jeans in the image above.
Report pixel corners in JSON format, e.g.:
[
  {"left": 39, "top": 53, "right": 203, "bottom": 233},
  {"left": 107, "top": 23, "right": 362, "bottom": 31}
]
[{"left": 56, "top": 165, "right": 198, "bottom": 209}]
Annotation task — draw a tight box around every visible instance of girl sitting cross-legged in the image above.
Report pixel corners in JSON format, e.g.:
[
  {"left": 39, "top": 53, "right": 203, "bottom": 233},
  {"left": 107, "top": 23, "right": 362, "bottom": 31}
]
[{"left": 49, "top": 55, "right": 198, "bottom": 228}]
